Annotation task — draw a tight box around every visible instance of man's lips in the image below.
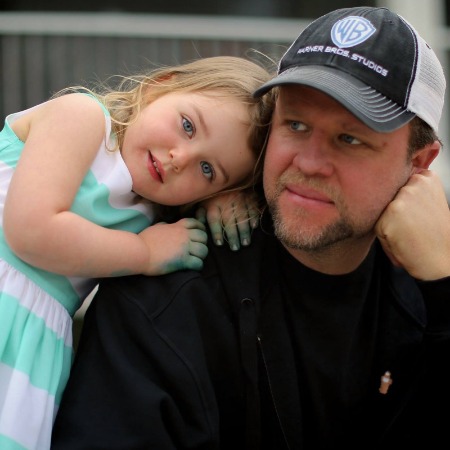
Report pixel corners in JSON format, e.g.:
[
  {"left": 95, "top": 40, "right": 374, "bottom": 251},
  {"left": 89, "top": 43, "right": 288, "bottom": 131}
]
[
  {"left": 147, "top": 152, "right": 164, "bottom": 183},
  {"left": 284, "top": 183, "right": 334, "bottom": 206}
]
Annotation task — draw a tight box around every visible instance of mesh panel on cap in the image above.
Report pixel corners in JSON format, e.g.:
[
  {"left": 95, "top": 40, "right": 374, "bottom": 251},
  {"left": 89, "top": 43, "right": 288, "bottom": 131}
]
[{"left": 405, "top": 23, "right": 446, "bottom": 132}]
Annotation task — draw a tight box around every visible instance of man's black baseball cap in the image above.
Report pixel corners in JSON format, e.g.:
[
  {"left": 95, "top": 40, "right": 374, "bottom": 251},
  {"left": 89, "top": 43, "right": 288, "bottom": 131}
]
[{"left": 254, "top": 7, "right": 446, "bottom": 132}]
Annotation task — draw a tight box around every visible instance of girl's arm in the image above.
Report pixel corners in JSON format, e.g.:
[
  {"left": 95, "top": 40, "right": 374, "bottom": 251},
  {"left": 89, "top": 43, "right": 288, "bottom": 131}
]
[{"left": 3, "top": 94, "right": 207, "bottom": 277}]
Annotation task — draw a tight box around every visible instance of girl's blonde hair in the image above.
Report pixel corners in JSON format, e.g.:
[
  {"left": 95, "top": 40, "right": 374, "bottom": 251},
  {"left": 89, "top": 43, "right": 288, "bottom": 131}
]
[{"left": 58, "top": 55, "right": 275, "bottom": 193}]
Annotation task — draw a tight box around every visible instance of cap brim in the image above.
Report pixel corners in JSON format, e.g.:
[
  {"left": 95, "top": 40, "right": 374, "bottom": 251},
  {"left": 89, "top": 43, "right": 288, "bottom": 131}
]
[{"left": 254, "top": 66, "right": 415, "bottom": 132}]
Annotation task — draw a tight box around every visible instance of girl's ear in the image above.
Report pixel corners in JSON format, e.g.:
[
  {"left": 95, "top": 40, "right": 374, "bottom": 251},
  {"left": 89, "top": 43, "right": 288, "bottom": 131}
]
[
  {"left": 411, "top": 141, "right": 440, "bottom": 172},
  {"left": 154, "top": 73, "right": 174, "bottom": 84},
  {"left": 144, "top": 73, "right": 174, "bottom": 101}
]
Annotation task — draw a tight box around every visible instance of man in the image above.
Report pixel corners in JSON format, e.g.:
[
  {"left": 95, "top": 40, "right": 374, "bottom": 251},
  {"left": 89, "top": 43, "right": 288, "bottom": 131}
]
[{"left": 52, "top": 7, "right": 450, "bottom": 449}]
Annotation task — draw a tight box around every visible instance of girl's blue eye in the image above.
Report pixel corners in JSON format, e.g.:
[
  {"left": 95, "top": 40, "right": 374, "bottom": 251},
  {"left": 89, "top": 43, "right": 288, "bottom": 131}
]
[
  {"left": 182, "top": 117, "right": 194, "bottom": 137},
  {"left": 200, "top": 161, "right": 214, "bottom": 180}
]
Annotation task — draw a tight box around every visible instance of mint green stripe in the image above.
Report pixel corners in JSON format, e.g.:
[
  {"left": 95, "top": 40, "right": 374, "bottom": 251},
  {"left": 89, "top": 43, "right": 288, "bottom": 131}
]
[
  {"left": 72, "top": 169, "right": 150, "bottom": 232},
  {"left": 0, "top": 229, "right": 80, "bottom": 315},
  {"left": 0, "top": 121, "right": 24, "bottom": 168},
  {"left": 0, "top": 293, "right": 73, "bottom": 402},
  {"left": 0, "top": 435, "right": 27, "bottom": 450}
]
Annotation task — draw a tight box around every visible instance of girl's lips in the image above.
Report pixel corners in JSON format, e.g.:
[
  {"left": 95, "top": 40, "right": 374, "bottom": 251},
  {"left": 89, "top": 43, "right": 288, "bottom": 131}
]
[{"left": 147, "top": 152, "right": 164, "bottom": 183}]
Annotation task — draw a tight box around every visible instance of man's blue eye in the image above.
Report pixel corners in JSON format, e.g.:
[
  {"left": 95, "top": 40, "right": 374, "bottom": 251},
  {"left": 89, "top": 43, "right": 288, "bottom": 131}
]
[
  {"left": 200, "top": 161, "right": 214, "bottom": 180},
  {"left": 290, "top": 121, "right": 307, "bottom": 131},
  {"left": 341, "top": 134, "right": 362, "bottom": 145},
  {"left": 183, "top": 117, "right": 194, "bottom": 136}
]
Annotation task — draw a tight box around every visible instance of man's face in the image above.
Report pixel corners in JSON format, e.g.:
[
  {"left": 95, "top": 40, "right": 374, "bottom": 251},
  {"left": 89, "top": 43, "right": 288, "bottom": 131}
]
[{"left": 263, "top": 85, "right": 413, "bottom": 254}]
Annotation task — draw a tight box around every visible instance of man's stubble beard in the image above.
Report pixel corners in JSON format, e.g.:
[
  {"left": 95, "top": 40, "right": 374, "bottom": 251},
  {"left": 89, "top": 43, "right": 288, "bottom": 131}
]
[
  {"left": 265, "top": 174, "right": 375, "bottom": 253},
  {"left": 268, "top": 199, "right": 357, "bottom": 252}
]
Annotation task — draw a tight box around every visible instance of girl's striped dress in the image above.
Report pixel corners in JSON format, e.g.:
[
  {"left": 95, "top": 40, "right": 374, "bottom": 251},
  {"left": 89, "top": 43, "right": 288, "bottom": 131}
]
[{"left": 0, "top": 97, "right": 154, "bottom": 449}]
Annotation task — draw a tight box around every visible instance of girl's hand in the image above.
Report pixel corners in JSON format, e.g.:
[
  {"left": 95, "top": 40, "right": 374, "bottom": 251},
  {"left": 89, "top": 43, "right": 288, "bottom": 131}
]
[
  {"left": 138, "top": 218, "right": 208, "bottom": 275},
  {"left": 196, "top": 190, "right": 260, "bottom": 251}
]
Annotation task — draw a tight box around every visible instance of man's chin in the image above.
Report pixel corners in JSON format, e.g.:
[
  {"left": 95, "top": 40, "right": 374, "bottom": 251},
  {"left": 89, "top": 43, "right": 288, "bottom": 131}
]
[
  {"left": 272, "top": 219, "right": 320, "bottom": 251},
  {"left": 272, "top": 213, "right": 356, "bottom": 252}
]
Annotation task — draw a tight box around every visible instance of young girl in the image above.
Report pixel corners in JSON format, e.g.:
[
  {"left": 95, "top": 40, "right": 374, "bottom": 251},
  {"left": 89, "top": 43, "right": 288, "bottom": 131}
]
[{"left": 0, "top": 55, "right": 274, "bottom": 449}]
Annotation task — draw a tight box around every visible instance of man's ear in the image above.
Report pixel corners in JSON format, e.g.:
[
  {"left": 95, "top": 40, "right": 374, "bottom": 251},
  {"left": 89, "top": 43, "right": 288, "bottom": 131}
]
[{"left": 411, "top": 140, "right": 441, "bottom": 171}]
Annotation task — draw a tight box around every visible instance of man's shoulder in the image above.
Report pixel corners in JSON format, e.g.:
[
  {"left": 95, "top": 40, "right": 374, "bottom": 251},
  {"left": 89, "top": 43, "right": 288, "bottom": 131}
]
[
  {"left": 205, "top": 225, "right": 275, "bottom": 285},
  {"left": 97, "top": 269, "right": 205, "bottom": 316},
  {"left": 96, "top": 226, "right": 276, "bottom": 317}
]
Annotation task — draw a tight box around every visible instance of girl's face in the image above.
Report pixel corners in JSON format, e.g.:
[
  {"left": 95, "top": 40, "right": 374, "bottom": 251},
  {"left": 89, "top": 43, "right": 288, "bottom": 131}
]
[{"left": 121, "top": 91, "right": 256, "bottom": 206}]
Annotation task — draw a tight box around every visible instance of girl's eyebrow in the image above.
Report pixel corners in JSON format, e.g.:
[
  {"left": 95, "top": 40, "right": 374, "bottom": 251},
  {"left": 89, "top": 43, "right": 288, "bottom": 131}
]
[
  {"left": 192, "top": 104, "right": 209, "bottom": 137},
  {"left": 191, "top": 104, "right": 229, "bottom": 183},
  {"left": 216, "top": 161, "right": 230, "bottom": 184}
]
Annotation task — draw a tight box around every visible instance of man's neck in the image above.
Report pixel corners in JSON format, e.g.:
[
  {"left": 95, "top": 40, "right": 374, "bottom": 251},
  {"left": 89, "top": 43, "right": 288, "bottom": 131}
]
[{"left": 284, "top": 236, "right": 376, "bottom": 275}]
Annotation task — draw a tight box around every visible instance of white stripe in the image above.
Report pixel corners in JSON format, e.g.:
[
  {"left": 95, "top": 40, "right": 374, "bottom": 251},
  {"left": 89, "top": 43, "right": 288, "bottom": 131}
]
[
  {"left": 0, "top": 363, "right": 56, "bottom": 450},
  {"left": 0, "top": 260, "right": 72, "bottom": 346},
  {"left": 90, "top": 133, "right": 155, "bottom": 217},
  {"left": 0, "top": 161, "right": 14, "bottom": 228}
]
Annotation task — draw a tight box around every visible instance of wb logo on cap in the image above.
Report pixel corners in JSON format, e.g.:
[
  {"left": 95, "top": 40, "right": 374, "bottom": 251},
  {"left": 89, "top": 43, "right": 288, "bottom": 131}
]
[{"left": 331, "top": 16, "right": 376, "bottom": 48}]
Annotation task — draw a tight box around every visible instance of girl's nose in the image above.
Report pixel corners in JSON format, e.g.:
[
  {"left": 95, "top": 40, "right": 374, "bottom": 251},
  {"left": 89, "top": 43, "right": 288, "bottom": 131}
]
[{"left": 169, "top": 147, "right": 191, "bottom": 172}]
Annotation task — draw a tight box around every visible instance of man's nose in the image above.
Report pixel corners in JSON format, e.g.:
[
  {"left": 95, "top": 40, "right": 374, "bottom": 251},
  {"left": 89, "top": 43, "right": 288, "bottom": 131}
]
[{"left": 292, "top": 133, "right": 334, "bottom": 177}]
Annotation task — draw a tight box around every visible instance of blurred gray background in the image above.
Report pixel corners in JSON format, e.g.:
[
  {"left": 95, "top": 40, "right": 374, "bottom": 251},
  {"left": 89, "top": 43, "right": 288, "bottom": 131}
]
[{"left": 1, "top": 0, "right": 449, "bottom": 197}]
